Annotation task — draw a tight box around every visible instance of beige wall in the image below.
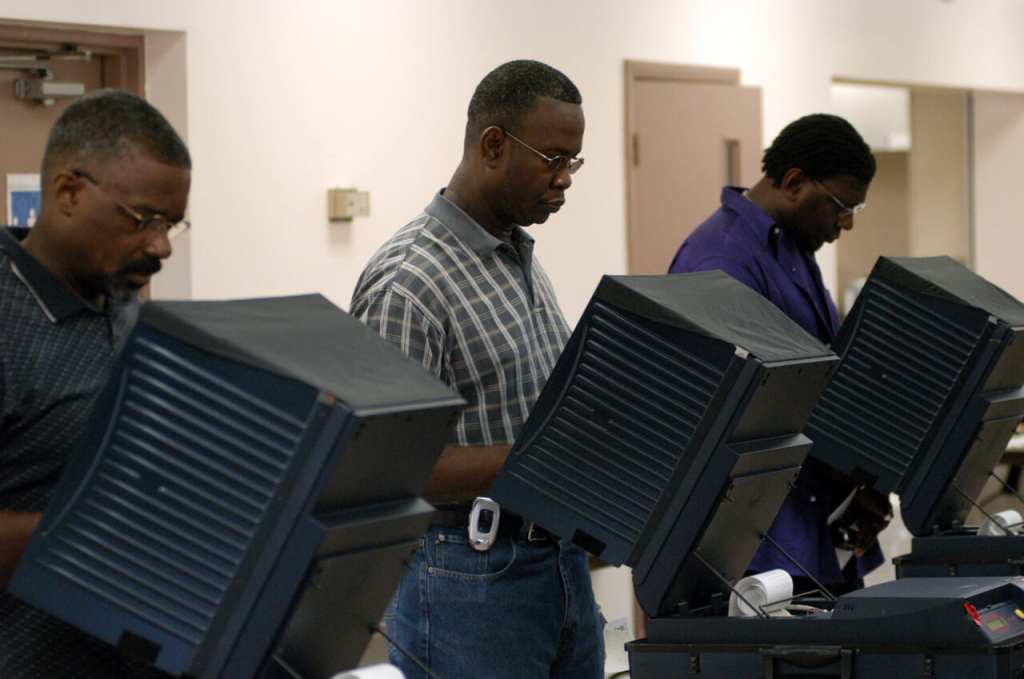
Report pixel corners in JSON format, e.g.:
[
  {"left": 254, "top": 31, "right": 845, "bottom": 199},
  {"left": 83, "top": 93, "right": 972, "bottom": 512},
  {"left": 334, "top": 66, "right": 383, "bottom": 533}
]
[
  {"left": 144, "top": 29, "right": 191, "bottom": 299},
  {"left": 837, "top": 151, "right": 910, "bottom": 313},
  {"left": 908, "top": 90, "right": 970, "bottom": 263},
  {"left": 974, "top": 91, "right": 1024, "bottom": 300}
]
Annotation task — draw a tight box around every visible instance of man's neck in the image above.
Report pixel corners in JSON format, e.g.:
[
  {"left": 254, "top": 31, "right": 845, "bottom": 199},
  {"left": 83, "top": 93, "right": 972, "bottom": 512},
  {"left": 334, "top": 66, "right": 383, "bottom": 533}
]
[
  {"left": 743, "top": 177, "right": 783, "bottom": 225},
  {"left": 743, "top": 179, "right": 817, "bottom": 257},
  {"left": 21, "top": 223, "right": 103, "bottom": 307},
  {"left": 445, "top": 168, "right": 517, "bottom": 244}
]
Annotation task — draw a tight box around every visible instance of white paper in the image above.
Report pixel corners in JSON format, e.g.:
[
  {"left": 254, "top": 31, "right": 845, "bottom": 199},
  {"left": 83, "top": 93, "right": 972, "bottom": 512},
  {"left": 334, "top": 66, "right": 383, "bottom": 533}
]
[
  {"left": 728, "top": 569, "right": 794, "bottom": 617},
  {"left": 602, "top": 616, "right": 631, "bottom": 678},
  {"left": 979, "top": 509, "right": 1022, "bottom": 537},
  {"left": 332, "top": 663, "right": 405, "bottom": 679}
]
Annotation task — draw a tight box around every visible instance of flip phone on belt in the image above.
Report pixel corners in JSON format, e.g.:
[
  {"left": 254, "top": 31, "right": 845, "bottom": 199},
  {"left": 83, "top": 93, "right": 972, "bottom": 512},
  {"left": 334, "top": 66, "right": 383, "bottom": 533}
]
[{"left": 468, "top": 496, "right": 500, "bottom": 552}]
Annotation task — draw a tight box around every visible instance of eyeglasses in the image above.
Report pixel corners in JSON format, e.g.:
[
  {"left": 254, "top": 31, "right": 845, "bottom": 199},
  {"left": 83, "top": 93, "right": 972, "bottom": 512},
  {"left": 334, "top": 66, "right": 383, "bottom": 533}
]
[
  {"left": 72, "top": 169, "right": 191, "bottom": 240},
  {"left": 814, "top": 180, "right": 866, "bottom": 218},
  {"left": 501, "top": 129, "right": 584, "bottom": 175}
]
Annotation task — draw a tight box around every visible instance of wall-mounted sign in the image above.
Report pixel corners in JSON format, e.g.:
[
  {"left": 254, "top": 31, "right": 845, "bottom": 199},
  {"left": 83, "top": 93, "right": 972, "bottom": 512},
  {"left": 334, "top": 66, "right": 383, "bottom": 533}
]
[{"left": 6, "top": 173, "right": 41, "bottom": 227}]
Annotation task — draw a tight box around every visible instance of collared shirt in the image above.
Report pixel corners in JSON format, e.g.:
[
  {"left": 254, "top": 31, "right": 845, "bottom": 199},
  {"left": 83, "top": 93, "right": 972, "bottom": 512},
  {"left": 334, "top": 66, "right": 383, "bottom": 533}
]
[
  {"left": 668, "top": 187, "right": 881, "bottom": 585},
  {"left": 350, "top": 191, "right": 570, "bottom": 447},
  {"left": 0, "top": 226, "right": 164, "bottom": 678},
  {"left": 669, "top": 187, "right": 840, "bottom": 343}
]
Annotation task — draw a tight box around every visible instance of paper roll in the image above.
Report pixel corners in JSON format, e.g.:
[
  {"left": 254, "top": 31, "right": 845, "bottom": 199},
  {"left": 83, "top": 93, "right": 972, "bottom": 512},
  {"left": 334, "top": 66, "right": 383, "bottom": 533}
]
[
  {"left": 333, "top": 663, "right": 406, "bottom": 679},
  {"left": 979, "top": 509, "right": 1023, "bottom": 537},
  {"left": 728, "top": 569, "right": 794, "bottom": 618}
]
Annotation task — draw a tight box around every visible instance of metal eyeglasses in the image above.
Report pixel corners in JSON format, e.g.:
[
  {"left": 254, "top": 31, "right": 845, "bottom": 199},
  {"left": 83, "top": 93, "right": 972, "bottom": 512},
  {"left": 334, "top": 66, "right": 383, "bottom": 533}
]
[
  {"left": 73, "top": 169, "right": 191, "bottom": 239},
  {"left": 814, "top": 180, "right": 866, "bottom": 218},
  {"left": 502, "top": 129, "right": 584, "bottom": 175}
]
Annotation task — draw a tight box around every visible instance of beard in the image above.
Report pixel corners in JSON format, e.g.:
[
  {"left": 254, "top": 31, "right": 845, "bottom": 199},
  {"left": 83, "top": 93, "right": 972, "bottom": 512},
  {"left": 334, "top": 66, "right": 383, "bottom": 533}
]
[{"left": 107, "top": 257, "right": 162, "bottom": 300}]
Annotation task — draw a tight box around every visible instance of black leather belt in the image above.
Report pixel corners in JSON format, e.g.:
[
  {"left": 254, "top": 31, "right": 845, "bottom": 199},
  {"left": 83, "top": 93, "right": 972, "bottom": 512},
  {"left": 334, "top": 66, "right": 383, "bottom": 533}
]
[{"left": 432, "top": 506, "right": 556, "bottom": 544}]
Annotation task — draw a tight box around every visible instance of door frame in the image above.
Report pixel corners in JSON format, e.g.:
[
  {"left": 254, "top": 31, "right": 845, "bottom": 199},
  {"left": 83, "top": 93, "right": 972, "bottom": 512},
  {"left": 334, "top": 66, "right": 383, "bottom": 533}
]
[
  {"left": 0, "top": 21, "right": 147, "bottom": 291},
  {"left": 624, "top": 61, "right": 744, "bottom": 274},
  {"left": 0, "top": 23, "right": 145, "bottom": 95}
]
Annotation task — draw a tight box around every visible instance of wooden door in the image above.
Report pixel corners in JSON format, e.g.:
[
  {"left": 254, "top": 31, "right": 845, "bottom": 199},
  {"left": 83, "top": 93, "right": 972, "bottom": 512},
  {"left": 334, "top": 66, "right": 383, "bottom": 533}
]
[{"left": 625, "top": 61, "right": 762, "bottom": 274}]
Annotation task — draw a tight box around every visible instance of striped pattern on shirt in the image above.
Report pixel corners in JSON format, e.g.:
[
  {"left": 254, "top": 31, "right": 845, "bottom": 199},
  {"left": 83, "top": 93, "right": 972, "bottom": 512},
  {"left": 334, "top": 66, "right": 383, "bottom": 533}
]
[{"left": 350, "top": 192, "right": 570, "bottom": 447}]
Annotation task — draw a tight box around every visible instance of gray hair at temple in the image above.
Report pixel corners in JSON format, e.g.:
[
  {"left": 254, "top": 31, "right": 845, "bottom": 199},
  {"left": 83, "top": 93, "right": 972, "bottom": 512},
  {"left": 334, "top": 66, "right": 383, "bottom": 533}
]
[
  {"left": 464, "top": 59, "right": 582, "bottom": 147},
  {"left": 41, "top": 89, "right": 191, "bottom": 185}
]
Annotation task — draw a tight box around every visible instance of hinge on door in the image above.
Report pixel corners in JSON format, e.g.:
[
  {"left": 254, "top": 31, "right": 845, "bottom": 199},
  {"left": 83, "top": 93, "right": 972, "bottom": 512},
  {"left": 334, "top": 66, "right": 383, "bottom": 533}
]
[{"left": 632, "top": 134, "right": 640, "bottom": 167}]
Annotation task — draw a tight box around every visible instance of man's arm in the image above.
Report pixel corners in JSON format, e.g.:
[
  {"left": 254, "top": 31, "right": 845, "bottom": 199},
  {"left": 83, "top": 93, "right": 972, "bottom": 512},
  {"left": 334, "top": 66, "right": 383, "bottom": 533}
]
[
  {"left": 0, "top": 511, "right": 40, "bottom": 589},
  {"left": 424, "top": 444, "right": 512, "bottom": 505},
  {"left": 672, "top": 253, "right": 767, "bottom": 297},
  {"left": 353, "top": 287, "right": 513, "bottom": 504},
  {"left": 0, "top": 356, "right": 36, "bottom": 589}
]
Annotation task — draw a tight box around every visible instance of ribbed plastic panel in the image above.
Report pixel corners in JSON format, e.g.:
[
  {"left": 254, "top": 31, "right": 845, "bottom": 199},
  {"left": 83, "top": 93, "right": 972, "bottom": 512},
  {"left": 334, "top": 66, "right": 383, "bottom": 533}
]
[
  {"left": 508, "top": 302, "right": 728, "bottom": 545},
  {"left": 808, "top": 280, "right": 983, "bottom": 478},
  {"left": 36, "top": 337, "right": 310, "bottom": 646}
]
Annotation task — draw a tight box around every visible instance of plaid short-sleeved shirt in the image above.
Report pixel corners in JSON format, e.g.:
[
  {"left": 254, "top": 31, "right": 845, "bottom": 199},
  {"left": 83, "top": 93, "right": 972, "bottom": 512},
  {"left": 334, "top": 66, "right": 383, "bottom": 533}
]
[{"left": 350, "top": 191, "right": 571, "bottom": 446}]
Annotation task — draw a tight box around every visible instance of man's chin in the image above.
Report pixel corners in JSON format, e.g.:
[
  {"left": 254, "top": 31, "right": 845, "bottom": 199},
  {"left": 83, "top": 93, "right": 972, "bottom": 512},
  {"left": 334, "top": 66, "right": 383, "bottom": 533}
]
[
  {"left": 107, "top": 286, "right": 140, "bottom": 302},
  {"left": 108, "top": 276, "right": 150, "bottom": 300},
  {"left": 123, "top": 270, "right": 157, "bottom": 287}
]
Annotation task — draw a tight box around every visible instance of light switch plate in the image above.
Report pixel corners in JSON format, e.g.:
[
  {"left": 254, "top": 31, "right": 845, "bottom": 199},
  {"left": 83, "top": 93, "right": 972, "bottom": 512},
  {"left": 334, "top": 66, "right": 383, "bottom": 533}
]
[{"left": 328, "top": 188, "right": 370, "bottom": 221}]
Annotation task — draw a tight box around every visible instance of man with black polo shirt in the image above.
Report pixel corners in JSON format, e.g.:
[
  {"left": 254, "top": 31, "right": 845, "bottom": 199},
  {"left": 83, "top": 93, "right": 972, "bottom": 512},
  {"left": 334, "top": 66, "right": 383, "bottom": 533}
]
[{"left": 0, "top": 89, "right": 190, "bottom": 678}]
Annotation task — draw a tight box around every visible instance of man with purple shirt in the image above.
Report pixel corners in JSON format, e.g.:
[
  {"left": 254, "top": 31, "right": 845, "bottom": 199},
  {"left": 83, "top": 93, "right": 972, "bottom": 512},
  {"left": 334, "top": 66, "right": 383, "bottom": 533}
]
[{"left": 669, "top": 113, "right": 887, "bottom": 594}]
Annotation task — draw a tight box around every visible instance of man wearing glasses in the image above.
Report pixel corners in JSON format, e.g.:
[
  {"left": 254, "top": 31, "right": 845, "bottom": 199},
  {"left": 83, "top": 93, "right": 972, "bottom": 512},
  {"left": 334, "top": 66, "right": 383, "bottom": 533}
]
[
  {"left": 0, "top": 89, "right": 189, "bottom": 678},
  {"left": 351, "top": 60, "right": 602, "bottom": 678},
  {"left": 668, "top": 113, "right": 887, "bottom": 596}
]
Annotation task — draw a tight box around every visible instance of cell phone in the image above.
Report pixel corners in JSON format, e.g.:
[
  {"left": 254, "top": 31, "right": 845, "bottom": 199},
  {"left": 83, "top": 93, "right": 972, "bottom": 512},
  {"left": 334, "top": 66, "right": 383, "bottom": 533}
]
[{"left": 468, "top": 497, "right": 500, "bottom": 552}]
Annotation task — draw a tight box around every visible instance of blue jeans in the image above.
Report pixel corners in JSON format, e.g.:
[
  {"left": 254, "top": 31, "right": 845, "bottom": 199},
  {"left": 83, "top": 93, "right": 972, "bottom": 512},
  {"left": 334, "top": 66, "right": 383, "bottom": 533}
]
[{"left": 384, "top": 525, "right": 605, "bottom": 679}]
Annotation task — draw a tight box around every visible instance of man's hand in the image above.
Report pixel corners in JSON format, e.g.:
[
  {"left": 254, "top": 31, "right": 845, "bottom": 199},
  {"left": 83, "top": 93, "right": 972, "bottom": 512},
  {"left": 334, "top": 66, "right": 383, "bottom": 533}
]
[
  {"left": 423, "top": 444, "right": 513, "bottom": 505},
  {"left": 833, "top": 487, "right": 893, "bottom": 557},
  {"left": 0, "top": 511, "right": 42, "bottom": 589}
]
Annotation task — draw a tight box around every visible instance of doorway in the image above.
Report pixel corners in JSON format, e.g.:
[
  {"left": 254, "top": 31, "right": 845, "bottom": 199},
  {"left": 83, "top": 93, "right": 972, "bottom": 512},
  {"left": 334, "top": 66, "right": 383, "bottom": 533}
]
[{"left": 829, "top": 81, "right": 972, "bottom": 314}]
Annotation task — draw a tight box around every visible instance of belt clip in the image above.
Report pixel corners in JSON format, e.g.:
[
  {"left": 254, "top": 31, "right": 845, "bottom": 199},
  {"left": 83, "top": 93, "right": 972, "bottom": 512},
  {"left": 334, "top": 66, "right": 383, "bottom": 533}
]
[{"left": 468, "top": 497, "right": 500, "bottom": 552}]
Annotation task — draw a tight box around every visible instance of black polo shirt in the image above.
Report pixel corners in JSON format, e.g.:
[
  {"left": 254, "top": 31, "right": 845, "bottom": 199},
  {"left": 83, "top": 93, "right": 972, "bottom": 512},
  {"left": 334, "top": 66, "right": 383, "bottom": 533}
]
[{"left": 0, "top": 226, "right": 167, "bottom": 678}]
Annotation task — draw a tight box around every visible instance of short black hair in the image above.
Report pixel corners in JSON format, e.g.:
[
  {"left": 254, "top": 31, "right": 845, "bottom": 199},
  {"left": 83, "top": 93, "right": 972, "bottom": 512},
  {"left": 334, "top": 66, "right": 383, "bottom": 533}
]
[
  {"left": 465, "top": 60, "right": 581, "bottom": 144},
  {"left": 41, "top": 88, "right": 191, "bottom": 181},
  {"left": 762, "top": 113, "right": 875, "bottom": 186}
]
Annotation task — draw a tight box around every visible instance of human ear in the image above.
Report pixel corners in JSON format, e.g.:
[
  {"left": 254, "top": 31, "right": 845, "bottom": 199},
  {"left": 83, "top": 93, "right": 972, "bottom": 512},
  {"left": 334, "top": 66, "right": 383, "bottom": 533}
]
[
  {"left": 779, "top": 167, "right": 807, "bottom": 201},
  {"left": 50, "top": 170, "right": 83, "bottom": 218},
  {"left": 479, "top": 126, "right": 506, "bottom": 168}
]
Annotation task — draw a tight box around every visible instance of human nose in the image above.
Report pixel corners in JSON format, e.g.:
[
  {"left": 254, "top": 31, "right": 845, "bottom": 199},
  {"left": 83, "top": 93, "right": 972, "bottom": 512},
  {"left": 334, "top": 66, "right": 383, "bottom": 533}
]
[
  {"left": 551, "top": 166, "right": 573, "bottom": 191},
  {"left": 144, "top": 228, "right": 174, "bottom": 260}
]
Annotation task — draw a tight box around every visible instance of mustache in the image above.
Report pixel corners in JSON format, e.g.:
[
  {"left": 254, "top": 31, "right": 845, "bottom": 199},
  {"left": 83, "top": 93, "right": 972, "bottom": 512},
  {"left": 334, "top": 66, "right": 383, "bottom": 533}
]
[{"left": 118, "top": 258, "right": 163, "bottom": 277}]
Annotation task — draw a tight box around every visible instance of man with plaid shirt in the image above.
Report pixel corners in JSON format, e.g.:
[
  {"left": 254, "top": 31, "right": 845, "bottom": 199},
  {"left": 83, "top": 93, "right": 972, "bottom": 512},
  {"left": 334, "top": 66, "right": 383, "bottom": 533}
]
[{"left": 351, "top": 60, "right": 603, "bottom": 678}]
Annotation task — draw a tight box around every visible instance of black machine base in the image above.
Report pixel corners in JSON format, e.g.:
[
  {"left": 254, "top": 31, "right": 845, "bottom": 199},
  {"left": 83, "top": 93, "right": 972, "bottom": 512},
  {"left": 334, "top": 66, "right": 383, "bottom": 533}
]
[
  {"left": 628, "top": 641, "right": 1024, "bottom": 679},
  {"left": 895, "top": 535, "right": 1024, "bottom": 578},
  {"left": 628, "top": 577, "right": 1024, "bottom": 678}
]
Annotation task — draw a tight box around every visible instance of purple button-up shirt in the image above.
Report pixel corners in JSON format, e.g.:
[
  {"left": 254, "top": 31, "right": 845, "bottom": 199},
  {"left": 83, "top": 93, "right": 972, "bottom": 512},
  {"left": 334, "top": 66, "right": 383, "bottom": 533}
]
[{"left": 669, "top": 186, "right": 880, "bottom": 585}]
